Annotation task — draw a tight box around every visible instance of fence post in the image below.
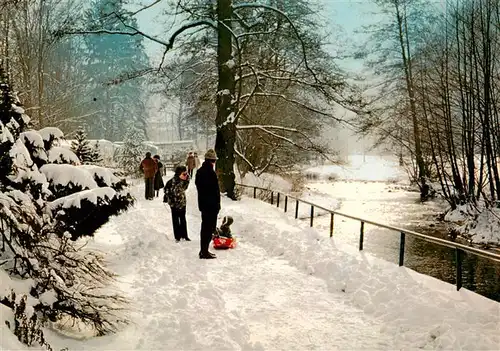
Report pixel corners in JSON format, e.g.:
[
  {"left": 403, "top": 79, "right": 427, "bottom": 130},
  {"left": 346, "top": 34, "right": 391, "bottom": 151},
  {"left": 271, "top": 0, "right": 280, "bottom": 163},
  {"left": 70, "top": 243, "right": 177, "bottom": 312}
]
[
  {"left": 456, "top": 248, "right": 463, "bottom": 291},
  {"left": 295, "top": 200, "right": 299, "bottom": 219},
  {"left": 284, "top": 196, "right": 288, "bottom": 212},
  {"left": 399, "top": 232, "right": 406, "bottom": 266},
  {"left": 277, "top": 193, "right": 280, "bottom": 208},
  {"left": 330, "top": 213, "right": 334, "bottom": 237},
  {"left": 253, "top": 187, "right": 256, "bottom": 199},
  {"left": 271, "top": 191, "right": 274, "bottom": 205},
  {"left": 359, "top": 221, "right": 364, "bottom": 251},
  {"left": 310, "top": 205, "right": 314, "bottom": 227}
]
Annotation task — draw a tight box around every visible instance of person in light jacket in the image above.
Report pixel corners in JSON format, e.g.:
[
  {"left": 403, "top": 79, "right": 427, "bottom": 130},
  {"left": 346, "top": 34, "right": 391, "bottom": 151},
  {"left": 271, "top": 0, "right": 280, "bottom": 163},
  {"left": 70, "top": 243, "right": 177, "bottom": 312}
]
[{"left": 186, "top": 152, "right": 196, "bottom": 178}]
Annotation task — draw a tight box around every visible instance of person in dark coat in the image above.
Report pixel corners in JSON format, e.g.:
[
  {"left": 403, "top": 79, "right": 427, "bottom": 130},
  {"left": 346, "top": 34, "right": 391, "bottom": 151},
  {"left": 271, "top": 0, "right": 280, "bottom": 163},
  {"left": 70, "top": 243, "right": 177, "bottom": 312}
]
[
  {"left": 164, "top": 165, "right": 191, "bottom": 242},
  {"left": 195, "top": 149, "right": 220, "bottom": 259},
  {"left": 153, "top": 155, "right": 165, "bottom": 197},
  {"left": 139, "top": 152, "right": 157, "bottom": 200}
]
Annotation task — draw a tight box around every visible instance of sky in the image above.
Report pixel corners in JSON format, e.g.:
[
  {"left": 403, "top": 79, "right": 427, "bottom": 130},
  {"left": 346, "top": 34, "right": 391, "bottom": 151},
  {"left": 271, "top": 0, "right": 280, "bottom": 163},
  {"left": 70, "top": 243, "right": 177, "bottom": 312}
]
[{"left": 130, "top": 0, "right": 381, "bottom": 75}]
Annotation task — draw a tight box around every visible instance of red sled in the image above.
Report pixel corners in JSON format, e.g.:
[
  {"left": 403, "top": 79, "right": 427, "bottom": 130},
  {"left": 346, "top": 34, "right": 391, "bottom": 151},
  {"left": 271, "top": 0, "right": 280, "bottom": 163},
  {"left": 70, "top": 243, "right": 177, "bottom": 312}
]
[{"left": 213, "top": 236, "right": 237, "bottom": 250}]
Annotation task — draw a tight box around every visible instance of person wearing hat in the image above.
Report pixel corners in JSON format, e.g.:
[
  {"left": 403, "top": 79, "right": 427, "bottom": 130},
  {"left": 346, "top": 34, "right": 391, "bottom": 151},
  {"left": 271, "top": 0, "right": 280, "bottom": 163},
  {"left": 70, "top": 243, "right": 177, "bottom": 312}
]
[{"left": 195, "top": 149, "right": 220, "bottom": 259}]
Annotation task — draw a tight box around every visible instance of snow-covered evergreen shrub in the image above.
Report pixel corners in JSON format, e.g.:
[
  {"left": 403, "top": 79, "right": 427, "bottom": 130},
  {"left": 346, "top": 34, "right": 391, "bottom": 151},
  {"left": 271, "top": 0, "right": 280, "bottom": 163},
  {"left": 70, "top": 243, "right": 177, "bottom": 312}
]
[
  {"left": 71, "top": 127, "right": 94, "bottom": 164},
  {"left": 91, "top": 140, "right": 103, "bottom": 164},
  {"left": 115, "top": 121, "right": 146, "bottom": 176},
  {"left": 0, "top": 68, "right": 131, "bottom": 341}
]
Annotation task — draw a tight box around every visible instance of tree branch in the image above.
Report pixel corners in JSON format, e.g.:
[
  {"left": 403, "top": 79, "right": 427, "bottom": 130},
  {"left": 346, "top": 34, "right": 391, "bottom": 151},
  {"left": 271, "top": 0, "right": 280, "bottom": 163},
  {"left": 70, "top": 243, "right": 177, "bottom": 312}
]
[
  {"left": 128, "top": 0, "right": 163, "bottom": 17},
  {"left": 234, "top": 146, "right": 256, "bottom": 173}
]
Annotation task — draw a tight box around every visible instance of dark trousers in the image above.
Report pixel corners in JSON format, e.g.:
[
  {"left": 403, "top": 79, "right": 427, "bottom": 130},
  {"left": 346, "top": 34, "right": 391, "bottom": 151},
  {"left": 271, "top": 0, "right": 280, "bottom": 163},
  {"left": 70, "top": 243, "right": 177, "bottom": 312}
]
[
  {"left": 144, "top": 177, "right": 154, "bottom": 199},
  {"left": 171, "top": 207, "right": 188, "bottom": 240},
  {"left": 200, "top": 211, "right": 218, "bottom": 253}
]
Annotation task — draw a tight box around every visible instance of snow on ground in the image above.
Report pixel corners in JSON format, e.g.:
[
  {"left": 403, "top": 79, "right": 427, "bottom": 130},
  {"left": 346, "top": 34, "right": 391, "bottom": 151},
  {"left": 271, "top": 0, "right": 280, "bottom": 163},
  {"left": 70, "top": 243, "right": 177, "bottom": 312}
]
[
  {"left": 304, "top": 155, "right": 407, "bottom": 183},
  {"left": 239, "top": 172, "right": 293, "bottom": 193},
  {"left": 445, "top": 204, "right": 500, "bottom": 245},
  {"left": 32, "top": 181, "right": 500, "bottom": 351}
]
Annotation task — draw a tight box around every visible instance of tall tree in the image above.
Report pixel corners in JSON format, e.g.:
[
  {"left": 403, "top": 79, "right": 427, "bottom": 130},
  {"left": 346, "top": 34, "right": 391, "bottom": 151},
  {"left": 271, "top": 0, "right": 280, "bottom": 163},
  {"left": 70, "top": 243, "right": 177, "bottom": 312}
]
[
  {"left": 2, "top": 0, "right": 88, "bottom": 131},
  {"left": 82, "top": 0, "right": 150, "bottom": 141},
  {"left": 66, "top": 0, "right": 361, "bottom": 198},
  {"left": 0, "top": 67, "right": 133, "bottom": 343},
  {"left": 358, "top": 0, "right": 437, "bottom": 196}
]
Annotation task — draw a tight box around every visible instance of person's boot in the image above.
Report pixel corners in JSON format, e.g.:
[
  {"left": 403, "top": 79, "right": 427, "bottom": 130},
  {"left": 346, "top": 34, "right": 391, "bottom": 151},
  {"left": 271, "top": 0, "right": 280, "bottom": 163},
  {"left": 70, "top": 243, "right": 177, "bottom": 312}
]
[
  {"left": 199, "top": 251, "right": 216, "bottom": 259},
  {"left": 184, "top": 237, "right": 191, "bottom": 241}
]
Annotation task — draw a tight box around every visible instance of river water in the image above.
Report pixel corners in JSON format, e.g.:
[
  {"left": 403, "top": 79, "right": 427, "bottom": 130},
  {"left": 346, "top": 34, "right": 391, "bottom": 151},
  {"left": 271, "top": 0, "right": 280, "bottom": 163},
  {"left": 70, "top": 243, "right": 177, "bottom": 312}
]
[{"left": 302, "top": 181, "right": 500, "bottom": 302}]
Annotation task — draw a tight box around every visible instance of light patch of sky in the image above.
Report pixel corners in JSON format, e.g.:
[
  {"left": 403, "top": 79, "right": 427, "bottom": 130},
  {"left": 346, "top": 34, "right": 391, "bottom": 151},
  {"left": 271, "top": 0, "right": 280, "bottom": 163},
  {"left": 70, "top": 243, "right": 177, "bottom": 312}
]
[
  {"left": 129, "top": 0, "right": 385, "bottom": 75},
  {"left": 321, "top": 0, "right": 383, "bottom": 75}
]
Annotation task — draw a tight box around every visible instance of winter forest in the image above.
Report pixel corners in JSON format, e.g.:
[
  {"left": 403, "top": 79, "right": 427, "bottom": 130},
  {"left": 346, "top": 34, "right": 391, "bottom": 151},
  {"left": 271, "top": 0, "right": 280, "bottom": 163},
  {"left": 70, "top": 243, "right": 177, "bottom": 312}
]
[{"left": 1, "top": 0, "right": 500, "bottom": 349}]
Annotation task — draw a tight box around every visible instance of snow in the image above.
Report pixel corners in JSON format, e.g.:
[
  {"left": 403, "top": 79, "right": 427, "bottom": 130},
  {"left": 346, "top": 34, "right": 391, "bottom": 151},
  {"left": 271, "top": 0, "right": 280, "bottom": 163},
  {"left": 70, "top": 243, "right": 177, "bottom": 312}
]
[
  {"left": 462, "top": 208, "right": 500, "bottom": 245},
  {"left": 39, "top": 289, "right": 58, "bottom": 307},
  {"left": 14, "top": 181, "right": 495, "bottom": 351},
  {"left": 49, "top": 187, "right": 117, "bottom": 209},
  {"left": 40, "top": 164, "right": 98, "bottom": 189},
  {"left": 304, "top": 155, "right": 406, "bottom": 183},
  {"left": 19, "top": 130, "right": 48, "bottom": 162},
  {"left": 11, "top": 104, "right": 26, "bottom": 118},
  {"left": 38, "top": 127, "right": 64, "bottom": 141},
  {"left": 0, "top": 305, "right": 27, "bottom": 351},
  {"left": 225, "top": 59, "right": 236, "bottom": 69},
  {"left": 0, "top": 121, "right": 14, "bottom": 143},
  {"left": 6, "top": 117, "right": 19, "bottom": 130},
  {"left": 239, "top": 172, "right": 293, "bottom": 193},
  {"left": 79, "top": 165, "right": 120, "bottom": 186},
  {"left": 9, "top": 139, "right": 33, "bottom": 169},
  {"left": 0, "top": 266, "right": 35, "bottom": 299},
  {"left": 217, "top": 89, "right": 231, "bottom": 96},
  {"left": 48, "top": 146, "right": 81, "bottom": 165},
  {"left": 19, "top": 130, "right": 45, "bottom": 149},
  {"left": 2, "top": 155, "right": 500, "bottom": 350}
]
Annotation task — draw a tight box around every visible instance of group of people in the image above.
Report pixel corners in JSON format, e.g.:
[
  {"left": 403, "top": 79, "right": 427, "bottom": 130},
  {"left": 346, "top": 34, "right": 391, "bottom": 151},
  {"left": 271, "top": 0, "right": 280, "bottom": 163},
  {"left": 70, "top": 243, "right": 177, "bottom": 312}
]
[
  {"left": 139, "top": 153, "right": 165, "bottom": 200},
  {"left": 185, "top": 151, "right": 201, "bottom": 178},
  {"left": 140, "top": 149, "right": 220, "bottom": 259}
]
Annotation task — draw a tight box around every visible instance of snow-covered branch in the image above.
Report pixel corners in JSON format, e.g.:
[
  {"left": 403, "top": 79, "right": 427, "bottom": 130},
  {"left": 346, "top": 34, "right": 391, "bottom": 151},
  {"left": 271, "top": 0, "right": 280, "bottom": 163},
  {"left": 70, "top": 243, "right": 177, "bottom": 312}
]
[
  {"left": 62, "top": 19, "right": 217, "bottom": 73},
  {"left": 237, "top": 125, "right": 299, "bottom": 132},
  {"left": 234, "top": 147, "right": 256, "bottom": 173}
]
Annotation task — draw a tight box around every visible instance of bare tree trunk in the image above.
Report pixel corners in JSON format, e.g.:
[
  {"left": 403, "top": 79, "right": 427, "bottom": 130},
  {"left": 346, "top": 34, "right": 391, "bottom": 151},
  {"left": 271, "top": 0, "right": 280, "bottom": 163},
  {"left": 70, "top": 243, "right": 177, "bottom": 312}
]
[
  {"left": 394, "top": 0, "right": 427, "bottom": 188},
  {"left": 215, "top": 0, "right": 237, "bottom": 199},
  {"left": 177, "top": 95, "right": 184, "bottom": 140}
]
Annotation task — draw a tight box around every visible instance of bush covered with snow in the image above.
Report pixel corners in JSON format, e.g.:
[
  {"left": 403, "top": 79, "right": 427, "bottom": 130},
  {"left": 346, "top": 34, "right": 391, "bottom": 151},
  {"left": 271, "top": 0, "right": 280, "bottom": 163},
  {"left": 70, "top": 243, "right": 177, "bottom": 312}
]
[
  {"left": 0, "top": 70, "right": 131, "bottom": 347},
  {"left": 445, "top": 204, "right": 500, "bottom": 245}
]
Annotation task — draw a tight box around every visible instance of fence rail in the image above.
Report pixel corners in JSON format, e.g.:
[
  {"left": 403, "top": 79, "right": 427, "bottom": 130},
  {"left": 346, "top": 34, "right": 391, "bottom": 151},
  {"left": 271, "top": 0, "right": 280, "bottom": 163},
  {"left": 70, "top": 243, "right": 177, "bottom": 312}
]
[{"left": 236, "top": 183, "right": 500, "bottom": 291}]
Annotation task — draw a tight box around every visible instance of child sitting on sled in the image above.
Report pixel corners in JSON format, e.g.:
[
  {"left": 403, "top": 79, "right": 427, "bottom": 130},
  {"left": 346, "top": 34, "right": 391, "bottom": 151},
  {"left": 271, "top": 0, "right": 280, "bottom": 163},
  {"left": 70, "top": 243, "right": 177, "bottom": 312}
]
[
  {"left": 213, "top": 216, "right": 237, "bottom": 249},
  {"left": 215, "top": 216, "right": 233, "bottom": 238}
]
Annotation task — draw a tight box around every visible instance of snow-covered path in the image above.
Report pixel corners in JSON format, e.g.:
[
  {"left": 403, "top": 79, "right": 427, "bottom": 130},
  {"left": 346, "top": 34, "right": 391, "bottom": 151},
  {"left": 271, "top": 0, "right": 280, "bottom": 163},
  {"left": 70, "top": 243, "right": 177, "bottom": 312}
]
[{"left": 45, "top": 181, "right": 500, "bottom": 351}]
